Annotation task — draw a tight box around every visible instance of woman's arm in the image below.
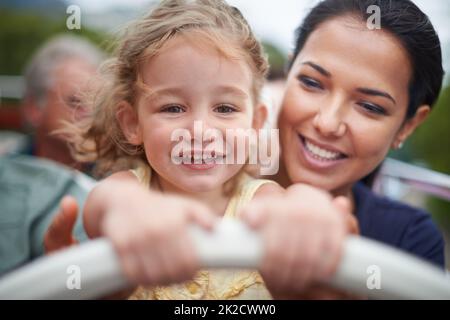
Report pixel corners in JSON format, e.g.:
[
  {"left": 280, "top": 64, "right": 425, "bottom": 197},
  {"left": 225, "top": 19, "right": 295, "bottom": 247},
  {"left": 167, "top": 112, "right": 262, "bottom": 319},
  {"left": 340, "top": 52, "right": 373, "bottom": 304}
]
[{"left": 241, "top": 183, "right": 356, "bottom": 299}]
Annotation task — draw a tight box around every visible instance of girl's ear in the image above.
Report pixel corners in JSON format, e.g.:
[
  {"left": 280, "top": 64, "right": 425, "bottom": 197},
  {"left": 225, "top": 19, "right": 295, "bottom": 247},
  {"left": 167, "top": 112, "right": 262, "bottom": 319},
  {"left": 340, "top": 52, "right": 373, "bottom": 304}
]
[
  {"left": 116, "top": 101, "right": 143, "bottom": 145},
  {"left": 392, "top": 105, "right": 430, "bottom": 149},
  {"left": 252, "top": 103, "right": 268, "bottom": 130}
]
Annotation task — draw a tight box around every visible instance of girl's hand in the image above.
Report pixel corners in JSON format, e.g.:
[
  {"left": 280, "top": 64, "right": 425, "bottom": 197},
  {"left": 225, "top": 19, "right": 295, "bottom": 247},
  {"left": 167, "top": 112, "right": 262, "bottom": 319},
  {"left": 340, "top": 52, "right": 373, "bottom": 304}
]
[
  {"left": 86, "top": 179, "right": 217, "bottom": 287},
  {"left": 240, "top": 184, "right": 347, "bottom": 297}
]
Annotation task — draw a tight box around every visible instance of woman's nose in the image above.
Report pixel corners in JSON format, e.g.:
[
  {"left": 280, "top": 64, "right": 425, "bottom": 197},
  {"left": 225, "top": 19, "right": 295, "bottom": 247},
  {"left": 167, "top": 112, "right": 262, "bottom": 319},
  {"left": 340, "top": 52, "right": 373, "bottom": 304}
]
[{"left": 312, "top": 100, "right": 347, "bottom": 137}]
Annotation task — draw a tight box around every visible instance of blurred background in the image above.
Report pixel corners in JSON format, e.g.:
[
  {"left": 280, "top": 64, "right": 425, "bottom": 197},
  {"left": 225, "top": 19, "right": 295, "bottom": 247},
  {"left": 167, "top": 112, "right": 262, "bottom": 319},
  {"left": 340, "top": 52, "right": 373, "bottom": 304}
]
[{"left": 0, "top": 0, "right": 449, "bottom": 234}]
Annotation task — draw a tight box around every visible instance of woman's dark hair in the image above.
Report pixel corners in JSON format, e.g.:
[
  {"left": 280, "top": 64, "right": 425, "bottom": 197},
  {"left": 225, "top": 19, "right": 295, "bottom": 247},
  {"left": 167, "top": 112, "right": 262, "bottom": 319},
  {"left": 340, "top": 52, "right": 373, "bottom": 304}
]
[{"left": 290, "top": 0, "right": 444, "bottom": 119}]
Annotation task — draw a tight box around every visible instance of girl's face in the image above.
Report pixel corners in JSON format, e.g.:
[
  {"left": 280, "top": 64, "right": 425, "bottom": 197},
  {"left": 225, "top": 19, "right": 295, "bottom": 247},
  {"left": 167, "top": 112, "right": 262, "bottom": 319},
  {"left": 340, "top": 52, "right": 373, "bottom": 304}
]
[
  {"left": 279, "top": 16, "right": 430, "bottom": 195},
  {"left": 119, "top": 36, "right": 265, "bottom": 194}
]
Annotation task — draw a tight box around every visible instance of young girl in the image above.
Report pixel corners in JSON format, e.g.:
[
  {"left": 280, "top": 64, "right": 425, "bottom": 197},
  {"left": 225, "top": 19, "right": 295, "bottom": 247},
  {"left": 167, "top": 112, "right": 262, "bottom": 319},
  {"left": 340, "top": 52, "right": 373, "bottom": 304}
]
[{"left": 65, "top": 0, "right": 348, "bottom": 299}]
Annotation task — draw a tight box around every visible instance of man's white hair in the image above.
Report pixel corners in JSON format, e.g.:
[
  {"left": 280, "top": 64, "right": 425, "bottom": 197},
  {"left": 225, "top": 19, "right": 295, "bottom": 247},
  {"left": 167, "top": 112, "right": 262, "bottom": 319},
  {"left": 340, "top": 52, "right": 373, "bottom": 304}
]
[{"left": 23, "top": 34, "right": 105, "bottom": 106}]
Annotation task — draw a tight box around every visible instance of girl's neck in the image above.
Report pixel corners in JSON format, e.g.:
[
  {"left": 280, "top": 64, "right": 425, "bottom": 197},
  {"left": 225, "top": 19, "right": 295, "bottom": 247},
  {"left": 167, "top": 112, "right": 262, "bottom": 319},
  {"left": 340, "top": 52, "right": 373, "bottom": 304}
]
[{"left": 151, "top": 175, "right": 230, "bottom": 216}]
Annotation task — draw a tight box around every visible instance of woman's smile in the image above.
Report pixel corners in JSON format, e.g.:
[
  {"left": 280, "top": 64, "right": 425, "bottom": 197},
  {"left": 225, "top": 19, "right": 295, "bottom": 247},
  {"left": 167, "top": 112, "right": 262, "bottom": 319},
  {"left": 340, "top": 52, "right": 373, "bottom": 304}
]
[{"left": 297, "top": 134, "right": 349, "bottom": 170}]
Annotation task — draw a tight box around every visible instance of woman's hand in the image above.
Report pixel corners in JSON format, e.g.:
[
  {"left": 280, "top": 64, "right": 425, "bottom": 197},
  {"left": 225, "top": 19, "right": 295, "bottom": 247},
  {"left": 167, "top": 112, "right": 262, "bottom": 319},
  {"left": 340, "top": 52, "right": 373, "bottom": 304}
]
[
  {"left": 44, "top": 196, "right": 79, "bottom": 254},
  {"left": 240, "top": 183, "right": 349, "bottom": 299}
]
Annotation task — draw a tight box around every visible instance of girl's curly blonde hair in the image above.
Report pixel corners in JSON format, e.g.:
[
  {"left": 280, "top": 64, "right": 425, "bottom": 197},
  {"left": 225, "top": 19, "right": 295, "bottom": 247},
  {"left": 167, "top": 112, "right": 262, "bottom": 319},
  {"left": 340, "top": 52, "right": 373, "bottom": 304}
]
[{"left": 64, "top": 0, "right": 268, "bottom": 177}]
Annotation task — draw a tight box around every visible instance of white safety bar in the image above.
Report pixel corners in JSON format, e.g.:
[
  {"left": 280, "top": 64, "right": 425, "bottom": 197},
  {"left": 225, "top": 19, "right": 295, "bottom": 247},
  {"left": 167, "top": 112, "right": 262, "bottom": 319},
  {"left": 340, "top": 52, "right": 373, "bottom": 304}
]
[{"left": 0, "top": 220, "right": 449, "bottom": 300}]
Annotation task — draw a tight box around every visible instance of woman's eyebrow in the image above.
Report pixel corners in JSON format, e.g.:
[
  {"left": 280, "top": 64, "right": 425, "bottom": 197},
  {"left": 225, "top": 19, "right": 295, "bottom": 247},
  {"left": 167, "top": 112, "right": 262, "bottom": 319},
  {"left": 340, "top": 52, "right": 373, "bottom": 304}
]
[
  {"left": 357, "top": 87, "right": 397, "bottom": 105},
  {"left": 300, "top": 61, "right": 397, "bottom": 105},
  {"left": 301, "top": 61, "right": 331, "bottom": 77}
]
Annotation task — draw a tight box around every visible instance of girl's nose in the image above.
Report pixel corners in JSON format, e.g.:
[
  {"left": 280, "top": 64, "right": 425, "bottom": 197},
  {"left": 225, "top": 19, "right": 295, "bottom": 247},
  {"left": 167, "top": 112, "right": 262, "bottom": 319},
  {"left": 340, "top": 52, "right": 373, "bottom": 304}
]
[
  {"left": 312, "top": 99, "right": 347, "bottom": 138},
  {"left": 185, "top": 118, "right": 221, "bottom": 147}
]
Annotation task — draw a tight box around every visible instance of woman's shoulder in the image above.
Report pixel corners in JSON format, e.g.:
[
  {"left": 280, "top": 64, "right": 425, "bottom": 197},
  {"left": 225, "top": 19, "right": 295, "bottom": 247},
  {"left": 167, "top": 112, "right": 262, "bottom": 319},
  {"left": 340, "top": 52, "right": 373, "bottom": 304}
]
[{"left": 353, "top": 182, "right": 445, "bottom": 268}]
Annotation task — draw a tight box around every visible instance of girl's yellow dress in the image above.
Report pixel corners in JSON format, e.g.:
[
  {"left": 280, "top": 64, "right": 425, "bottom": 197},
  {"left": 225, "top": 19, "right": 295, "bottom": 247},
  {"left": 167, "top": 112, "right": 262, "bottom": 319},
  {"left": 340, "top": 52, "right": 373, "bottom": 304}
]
[{"left": 128, "top": 165, "right": 276, "bottom": 300}]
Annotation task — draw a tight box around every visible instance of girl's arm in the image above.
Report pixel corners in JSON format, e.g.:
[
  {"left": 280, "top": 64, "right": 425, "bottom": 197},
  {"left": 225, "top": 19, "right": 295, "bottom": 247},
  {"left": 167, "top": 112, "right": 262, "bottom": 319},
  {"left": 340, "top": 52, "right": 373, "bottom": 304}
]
[
  {"left": 82, "top": 171, "right": 216, "bottom": 287},
  {"left": 83, "top": 171, "right": 139, "bottom": 239}
]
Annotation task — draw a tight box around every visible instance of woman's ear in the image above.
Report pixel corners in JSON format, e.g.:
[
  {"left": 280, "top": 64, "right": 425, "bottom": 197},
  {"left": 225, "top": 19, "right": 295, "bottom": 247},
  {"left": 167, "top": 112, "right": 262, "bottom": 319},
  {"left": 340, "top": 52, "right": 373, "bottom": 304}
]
[
  {"left": 393, "top": 105, "right": 430, "bottom": 149},
  {"left": 252, "top": 103, "right": 268, "bottom": 130},
  {"left": 116, "top": 101, "right": 142, "bottom": 145}
]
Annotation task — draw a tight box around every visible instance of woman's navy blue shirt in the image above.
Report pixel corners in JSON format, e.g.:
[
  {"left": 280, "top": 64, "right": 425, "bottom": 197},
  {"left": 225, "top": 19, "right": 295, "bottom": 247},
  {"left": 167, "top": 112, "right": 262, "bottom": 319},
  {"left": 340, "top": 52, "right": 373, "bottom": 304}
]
[{"left": 353, "top": 182, "right": 445, "bottom": 268}]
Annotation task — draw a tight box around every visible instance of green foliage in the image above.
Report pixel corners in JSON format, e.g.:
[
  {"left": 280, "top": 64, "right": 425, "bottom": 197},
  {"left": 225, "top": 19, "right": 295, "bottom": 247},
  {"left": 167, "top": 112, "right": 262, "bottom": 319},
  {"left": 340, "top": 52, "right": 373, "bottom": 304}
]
[
  {"left": 262, "top": 42, "right": 287, "bottom": 80},
  {"left": 411, "top": 84, "right": 450, "bottom": 229},
  {"left": 0, "top": 10, "right": 109, "bottom": 76},
  {"left": 411, "top": 85, "right": 450, "bottom": 174}
]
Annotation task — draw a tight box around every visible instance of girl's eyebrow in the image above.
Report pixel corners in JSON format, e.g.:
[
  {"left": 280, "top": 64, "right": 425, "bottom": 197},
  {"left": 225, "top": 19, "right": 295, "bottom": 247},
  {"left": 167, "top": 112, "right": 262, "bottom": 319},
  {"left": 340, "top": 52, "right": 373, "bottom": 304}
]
[
  {"left": 150, "top": 87, "right": 183, "bottom": 98},
  {"left": 150, "top": 86, "right": 249, "bottom": 100},
  {"left": 213, "top": 85, "right": 249, "bottom": 99}
]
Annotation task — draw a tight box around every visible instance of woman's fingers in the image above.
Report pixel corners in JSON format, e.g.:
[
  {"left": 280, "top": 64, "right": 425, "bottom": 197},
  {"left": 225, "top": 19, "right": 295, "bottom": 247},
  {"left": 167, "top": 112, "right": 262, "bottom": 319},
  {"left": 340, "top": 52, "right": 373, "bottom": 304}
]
[
  {"left": 333, "top": 196, "right": 359, "bottom": 234},
  {"left": 44, "top": 196, "right": 79, "bottom": 253}
]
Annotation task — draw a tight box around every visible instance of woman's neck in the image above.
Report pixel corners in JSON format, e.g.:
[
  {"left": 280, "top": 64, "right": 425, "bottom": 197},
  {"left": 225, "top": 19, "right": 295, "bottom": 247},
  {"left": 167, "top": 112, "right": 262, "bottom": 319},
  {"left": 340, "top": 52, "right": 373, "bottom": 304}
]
[
  {"left": 274, "top": 159, "right": 356, "bottom": 214},
  {"left": 151, "top": 175, "right": 230, "bottom": 216}
]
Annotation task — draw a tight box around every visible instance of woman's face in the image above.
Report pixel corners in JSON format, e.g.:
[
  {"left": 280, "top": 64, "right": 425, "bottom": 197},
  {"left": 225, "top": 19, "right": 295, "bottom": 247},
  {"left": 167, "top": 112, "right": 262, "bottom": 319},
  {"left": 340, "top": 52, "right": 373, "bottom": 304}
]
[{"left": 279, "top": 16, "right": 428, "bottom": 195}]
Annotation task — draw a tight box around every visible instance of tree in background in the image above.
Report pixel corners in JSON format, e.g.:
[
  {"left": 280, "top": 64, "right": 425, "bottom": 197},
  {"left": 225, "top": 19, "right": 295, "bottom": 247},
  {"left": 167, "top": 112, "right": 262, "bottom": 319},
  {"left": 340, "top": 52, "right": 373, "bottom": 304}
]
[
  {"left": 410, "top": 84, "right": 450, "bottom": 230},
  {"left": 0, "top": 9, "right": 108, "bottom": 77}
]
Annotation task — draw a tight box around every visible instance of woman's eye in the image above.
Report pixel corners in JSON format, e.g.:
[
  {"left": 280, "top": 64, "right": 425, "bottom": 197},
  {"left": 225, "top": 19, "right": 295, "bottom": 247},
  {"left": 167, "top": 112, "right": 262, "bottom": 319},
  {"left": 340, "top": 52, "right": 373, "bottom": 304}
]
[
  {"left": 357, "top": 102, "right": 387, "bottom": 116},
  {"left": 161, "top": 105, "right": 185, "bottom": 113},
  {"left": 298, "top": 76, "right": 323, "bottom": 90},
  {"left": 214, "top": 104, "right": 237, "bottom": 114}
]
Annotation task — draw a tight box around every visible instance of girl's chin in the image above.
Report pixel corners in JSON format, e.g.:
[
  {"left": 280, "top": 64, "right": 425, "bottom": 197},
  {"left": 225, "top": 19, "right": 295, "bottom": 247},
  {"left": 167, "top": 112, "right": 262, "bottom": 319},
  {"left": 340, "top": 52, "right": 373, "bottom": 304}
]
[{"left": 171, "top": 177, "right": 226, "bottom": 193}]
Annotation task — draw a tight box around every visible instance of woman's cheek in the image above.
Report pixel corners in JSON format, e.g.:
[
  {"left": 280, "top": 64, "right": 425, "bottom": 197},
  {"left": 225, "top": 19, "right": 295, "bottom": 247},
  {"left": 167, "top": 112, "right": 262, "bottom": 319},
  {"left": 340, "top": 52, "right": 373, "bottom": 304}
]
[
  {"left": 281, "top": 87, "right": 318, "bottom": 125},
  {"left": 350, "top": 120, "right": 395, "bottom": 167}
]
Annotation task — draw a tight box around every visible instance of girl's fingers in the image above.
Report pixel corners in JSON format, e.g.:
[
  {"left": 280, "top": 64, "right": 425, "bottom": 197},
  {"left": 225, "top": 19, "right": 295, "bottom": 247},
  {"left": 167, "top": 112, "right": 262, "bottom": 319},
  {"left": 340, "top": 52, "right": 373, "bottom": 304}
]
[
  {"left": 171, "top": 231, "right": 199, "bottom": 281},
  {"left": 120, "top": 244, "right": 146, "bottom": 286},
  {"left": 185, "top": 202, "right": 217, "bottom": 231},
  {"left": 240, "top": 201, "right": 272, "bottom": 229}
]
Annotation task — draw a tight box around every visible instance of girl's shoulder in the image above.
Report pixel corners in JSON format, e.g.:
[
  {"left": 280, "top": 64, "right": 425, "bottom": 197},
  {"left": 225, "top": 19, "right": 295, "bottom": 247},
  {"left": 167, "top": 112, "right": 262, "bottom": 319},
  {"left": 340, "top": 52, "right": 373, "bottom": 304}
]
[
  {"left": 225, "top": 175, "right": 281, "bottom": 218},
  {"left": 239, "top": 174, "right": 283, "bottom": 199},
  {"left": 103, "top": 170, "right": 139, "bottom": 183}
]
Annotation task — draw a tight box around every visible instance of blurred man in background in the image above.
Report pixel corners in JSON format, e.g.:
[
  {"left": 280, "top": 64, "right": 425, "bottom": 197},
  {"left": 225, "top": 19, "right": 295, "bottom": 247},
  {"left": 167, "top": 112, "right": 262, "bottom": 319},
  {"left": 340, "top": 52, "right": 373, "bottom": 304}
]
[
  {"left": 0, "top": 35, "right": 103, "bottom": 274},
  {"left": 21, "top": 34, "right": 104, "bottom": 169}
]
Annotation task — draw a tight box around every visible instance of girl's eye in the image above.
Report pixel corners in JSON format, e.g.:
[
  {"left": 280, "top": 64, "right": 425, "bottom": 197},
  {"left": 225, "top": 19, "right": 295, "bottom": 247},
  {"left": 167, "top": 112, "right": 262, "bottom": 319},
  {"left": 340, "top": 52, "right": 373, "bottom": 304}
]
[
  {"left": 357, "top": 102, "right": 387, "bottom": 116},
  {"left": 161, "top": 105, "right": 185, "bottom": 113},
  {"left": 298, "top": 76, "right": 324, "bottom": 90},
  {"left": 214, "top": 104, "right": 237, "bottom": 114}
]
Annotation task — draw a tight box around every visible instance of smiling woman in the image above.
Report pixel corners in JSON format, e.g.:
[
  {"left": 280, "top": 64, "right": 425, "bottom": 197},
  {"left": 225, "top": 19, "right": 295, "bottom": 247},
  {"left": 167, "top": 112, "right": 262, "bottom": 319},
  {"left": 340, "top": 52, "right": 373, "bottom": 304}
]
[{"left": 277, "top": 0, "right": 445, "bottom": 268}]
